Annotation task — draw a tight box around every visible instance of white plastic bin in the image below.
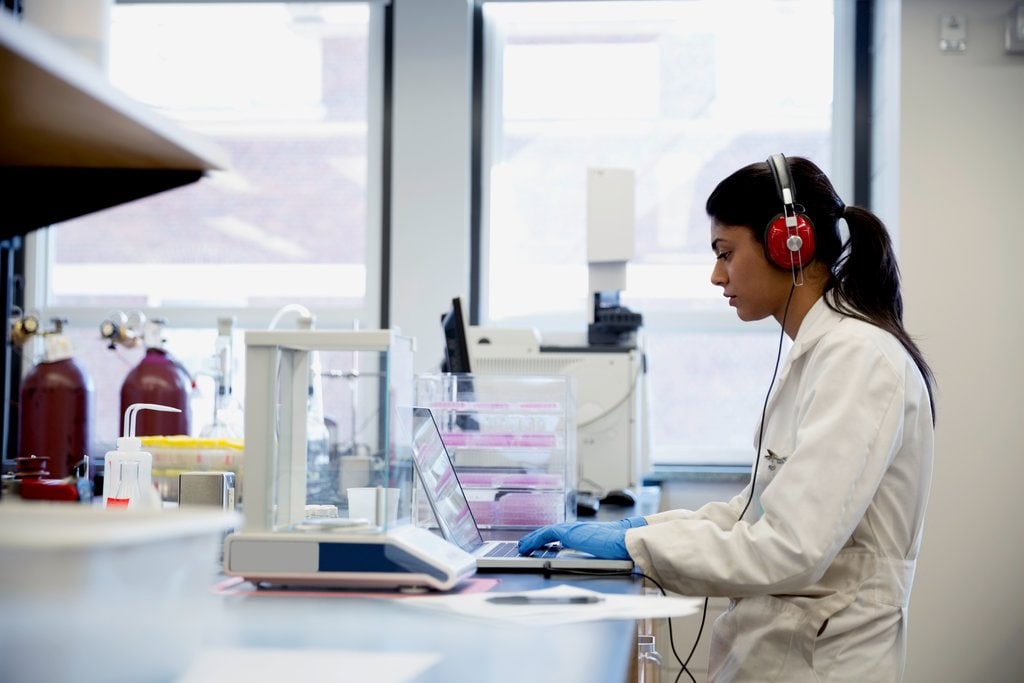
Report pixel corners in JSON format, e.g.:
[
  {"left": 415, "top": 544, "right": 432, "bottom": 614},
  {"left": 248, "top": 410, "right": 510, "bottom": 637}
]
[{"left": 0, "top": 502, "right": 239, "bottom": 683}]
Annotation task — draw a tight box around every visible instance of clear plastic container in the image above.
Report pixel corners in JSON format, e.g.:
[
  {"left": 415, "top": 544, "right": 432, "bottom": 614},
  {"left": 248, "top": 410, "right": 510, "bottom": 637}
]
[
  {"left": 143, "top": 435, "right": 244, "bottom": 502},
  {"left": 415, "top": 373, "right": 577, "bottom": 529}
]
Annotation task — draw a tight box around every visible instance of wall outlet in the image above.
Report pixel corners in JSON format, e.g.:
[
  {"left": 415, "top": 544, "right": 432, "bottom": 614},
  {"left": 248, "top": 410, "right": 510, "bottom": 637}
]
[{"left": 939, "top": 15, "right": 966, "bottom": 53}]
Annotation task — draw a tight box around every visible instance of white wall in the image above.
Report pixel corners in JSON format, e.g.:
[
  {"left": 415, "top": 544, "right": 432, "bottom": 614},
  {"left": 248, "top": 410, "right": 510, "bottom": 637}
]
[{"left": 891, "top": 1, "right": 1024, "bottom": 681}]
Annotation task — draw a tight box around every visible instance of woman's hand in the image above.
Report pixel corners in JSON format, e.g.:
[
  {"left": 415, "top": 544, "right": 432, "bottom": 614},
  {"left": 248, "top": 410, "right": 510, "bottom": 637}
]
[{"left": 517, "top": 517, "right": 647, "bottom": 559}]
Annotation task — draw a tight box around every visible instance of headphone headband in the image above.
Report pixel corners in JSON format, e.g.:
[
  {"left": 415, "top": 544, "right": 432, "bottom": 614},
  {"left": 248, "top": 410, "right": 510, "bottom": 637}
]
[{"left": 767, "top": 153, "right": 796, "bottom": 212}]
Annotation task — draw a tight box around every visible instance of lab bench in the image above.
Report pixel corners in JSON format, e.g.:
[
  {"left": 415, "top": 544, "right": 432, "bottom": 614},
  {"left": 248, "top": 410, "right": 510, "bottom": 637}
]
[
  {"left": 0, "top": 479, "right": 664, "bottom": 683},
  {"left": 202, "top": 572, "right": 645, "bottom": 683},
  {"left": 184, "top": 486, "right": 666, "bottom": 683}
]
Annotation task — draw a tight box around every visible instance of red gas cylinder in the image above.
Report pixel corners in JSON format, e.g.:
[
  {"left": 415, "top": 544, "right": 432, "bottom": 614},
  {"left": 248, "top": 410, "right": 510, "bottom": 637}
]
[
  {"left": 119, "top": 319, "right": 192, "bottom": 437},
  {"left": 18, "top": 325, "right": 94, "bottom": 479}
]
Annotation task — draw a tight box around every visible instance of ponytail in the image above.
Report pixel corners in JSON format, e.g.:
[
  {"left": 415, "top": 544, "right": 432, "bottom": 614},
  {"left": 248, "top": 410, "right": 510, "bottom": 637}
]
[
  {"left": 827, "top": 206, "right": 936, "bottom": 420},
  {"left": 829, "top": 205, "right": 902, "bottom": 325}
]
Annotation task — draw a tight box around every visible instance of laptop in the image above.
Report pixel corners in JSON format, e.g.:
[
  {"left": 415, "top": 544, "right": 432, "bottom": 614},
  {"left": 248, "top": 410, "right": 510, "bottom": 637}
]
[{"left": 405, "top": 406, "right": 634, "bottom": 572}]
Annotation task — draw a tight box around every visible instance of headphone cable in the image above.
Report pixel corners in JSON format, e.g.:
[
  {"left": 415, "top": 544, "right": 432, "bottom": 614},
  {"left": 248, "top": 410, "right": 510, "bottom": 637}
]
[
  {"left": 544, "top": 286, "right": 796, "bottom": 682},
  {"left": 739, "top": 282, "right": 794, "bottom": 521},
  {"left": 677, "top": 281, "right": 797, "bottom": 681}
]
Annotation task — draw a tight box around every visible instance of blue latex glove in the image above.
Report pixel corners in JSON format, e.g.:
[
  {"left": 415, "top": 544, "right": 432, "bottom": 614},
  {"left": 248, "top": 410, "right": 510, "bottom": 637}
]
[{"left": 518, "top": 516, "right": 647, "bottom": 560}]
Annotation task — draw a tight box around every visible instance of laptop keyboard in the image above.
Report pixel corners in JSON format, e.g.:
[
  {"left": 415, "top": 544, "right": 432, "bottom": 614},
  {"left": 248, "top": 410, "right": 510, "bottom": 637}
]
[{"left": 483, "top": 541, "right": 561, "bottom": 559}]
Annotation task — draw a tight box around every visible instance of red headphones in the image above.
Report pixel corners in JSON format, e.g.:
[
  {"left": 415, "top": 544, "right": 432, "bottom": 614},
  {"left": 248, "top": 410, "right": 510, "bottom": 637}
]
[{"left": 765, "top": 154, "right": 815, "bottom": 277}]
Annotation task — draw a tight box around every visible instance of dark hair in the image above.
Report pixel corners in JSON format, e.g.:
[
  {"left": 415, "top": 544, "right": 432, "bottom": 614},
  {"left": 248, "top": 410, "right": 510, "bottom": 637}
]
[{"left": 705, "top": 156, "right": 935, "bottom": 418}]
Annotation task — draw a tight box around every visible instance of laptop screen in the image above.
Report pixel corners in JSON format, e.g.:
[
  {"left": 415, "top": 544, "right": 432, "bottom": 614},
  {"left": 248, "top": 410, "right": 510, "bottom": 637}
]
[{"left": 409, "top": 407, "right": 484, "bottom": 552}]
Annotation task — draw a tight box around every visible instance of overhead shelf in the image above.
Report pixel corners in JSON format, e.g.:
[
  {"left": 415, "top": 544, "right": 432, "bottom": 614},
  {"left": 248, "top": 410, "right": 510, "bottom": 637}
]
[{"left": 0, "top": 11, "right": 230, "bottom": 238}]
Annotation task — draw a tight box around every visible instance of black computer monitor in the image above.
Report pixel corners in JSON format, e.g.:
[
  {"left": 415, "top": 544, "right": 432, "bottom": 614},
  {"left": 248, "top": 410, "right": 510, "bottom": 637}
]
[
  {"left": 440, "top": 296, "right": 472, "bottom": 374},
  {"left": 439, "top": 297, "right": 477, "bottom": 430}
]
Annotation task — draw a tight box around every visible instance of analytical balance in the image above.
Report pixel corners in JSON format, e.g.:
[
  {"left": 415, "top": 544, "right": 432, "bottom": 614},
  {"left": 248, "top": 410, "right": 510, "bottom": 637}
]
[{"left": 223, "top": 328, "right": 476, "bottom": 591}]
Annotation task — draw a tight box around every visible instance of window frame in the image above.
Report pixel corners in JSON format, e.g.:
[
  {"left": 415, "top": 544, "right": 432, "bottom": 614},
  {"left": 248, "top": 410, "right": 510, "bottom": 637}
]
[
  {"left": 23, "top": 0, "right": 389, "bottom": 333},
  {"left": 6, "top": 0, "right": 388, "bottom": 464},
  {"left": 5, "top": 0, "right": 872, "bottom": 470},
  {"left": 473, "top": 0, "right": 859, "bottom": 466}
]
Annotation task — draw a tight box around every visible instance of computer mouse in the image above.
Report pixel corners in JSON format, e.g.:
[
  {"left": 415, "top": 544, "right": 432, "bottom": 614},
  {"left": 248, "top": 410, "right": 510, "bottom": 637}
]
[
  {"left": 576, "top": 493, "right": 600, "bottom": 517},
  {"left": 600, "top": 488, "right": 638, "bottom": 508}
]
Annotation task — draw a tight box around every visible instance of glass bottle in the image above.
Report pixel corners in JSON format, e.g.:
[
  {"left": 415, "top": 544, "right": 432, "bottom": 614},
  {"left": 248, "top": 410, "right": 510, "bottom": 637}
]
[{"left": 201, "top": 315, "right": 243, "bottom": 438}]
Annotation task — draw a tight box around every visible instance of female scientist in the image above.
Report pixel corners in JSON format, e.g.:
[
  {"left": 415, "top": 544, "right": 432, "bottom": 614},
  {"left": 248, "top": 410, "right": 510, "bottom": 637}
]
[{"left": 518, "top": 155, "right": 936, "bottom": 682}]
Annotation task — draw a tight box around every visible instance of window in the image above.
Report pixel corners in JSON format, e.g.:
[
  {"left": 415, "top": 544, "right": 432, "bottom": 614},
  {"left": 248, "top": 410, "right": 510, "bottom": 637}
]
[
  {"left": 480, "top": 0, "right": 844, "bottom": 464},
  {"left": 23, "top": 1, "right": 382, "bottom": 451}
]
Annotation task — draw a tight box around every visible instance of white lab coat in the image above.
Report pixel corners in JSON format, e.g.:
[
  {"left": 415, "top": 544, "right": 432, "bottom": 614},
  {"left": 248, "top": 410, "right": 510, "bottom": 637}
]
[{"left": 626, "top": 296, "right": 934, "bottom": 682}]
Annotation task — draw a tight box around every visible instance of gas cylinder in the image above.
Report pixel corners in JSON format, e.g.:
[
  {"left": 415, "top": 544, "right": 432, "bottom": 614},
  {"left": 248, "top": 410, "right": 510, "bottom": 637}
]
[
  {"left": 119, "top": 318, "right": 192, "bottom": 437},
  {"left": 18, "top": 318, "right": 94, "bottom": 479}
]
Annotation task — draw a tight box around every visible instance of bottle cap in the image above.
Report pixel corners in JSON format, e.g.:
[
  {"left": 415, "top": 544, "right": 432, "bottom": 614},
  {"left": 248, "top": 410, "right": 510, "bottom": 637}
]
[{"left": 115, "top": 436, "right": 142, "bottom": 451}]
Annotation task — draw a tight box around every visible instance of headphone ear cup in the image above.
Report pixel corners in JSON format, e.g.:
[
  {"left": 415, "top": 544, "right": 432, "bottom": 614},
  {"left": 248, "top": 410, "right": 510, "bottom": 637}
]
[{"left": 764, "top": 213, "right": 816, "bottom": 269}]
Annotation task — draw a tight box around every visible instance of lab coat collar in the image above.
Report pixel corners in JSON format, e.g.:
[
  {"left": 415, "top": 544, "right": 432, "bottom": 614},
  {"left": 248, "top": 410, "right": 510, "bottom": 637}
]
[
  {"left": 786, "top": 293, "right": 842, "bottom": 362},
  {"left": 762, "top": 295, "right": 841, "bottom": 416}
]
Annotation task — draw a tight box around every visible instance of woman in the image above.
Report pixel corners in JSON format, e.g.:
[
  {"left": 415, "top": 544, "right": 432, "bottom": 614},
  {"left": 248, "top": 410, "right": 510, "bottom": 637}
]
[{"left": 518, "top": 155, "right": 935, "bottom": 682}]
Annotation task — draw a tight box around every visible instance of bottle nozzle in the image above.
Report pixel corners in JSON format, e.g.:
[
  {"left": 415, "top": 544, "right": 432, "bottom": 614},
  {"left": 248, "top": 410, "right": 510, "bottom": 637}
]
[{"left": 122, "top": 402, "right": 182, "bottom": 440}]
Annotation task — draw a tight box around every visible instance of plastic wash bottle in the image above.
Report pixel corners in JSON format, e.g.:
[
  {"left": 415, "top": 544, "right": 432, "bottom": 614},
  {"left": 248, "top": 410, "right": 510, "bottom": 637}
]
[{"left": 103, "top": 403, "right": 181, "bottom": 509}]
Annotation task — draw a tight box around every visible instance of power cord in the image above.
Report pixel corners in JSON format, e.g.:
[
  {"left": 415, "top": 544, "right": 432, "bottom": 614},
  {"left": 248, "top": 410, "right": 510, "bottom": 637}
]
[{"left": 541, "top": 565, "right": 702, "bottom": 682}]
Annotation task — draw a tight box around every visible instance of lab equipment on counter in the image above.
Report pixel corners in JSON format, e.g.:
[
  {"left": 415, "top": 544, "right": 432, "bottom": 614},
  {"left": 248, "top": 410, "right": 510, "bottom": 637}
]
[
  {"left": 585, "top": 167, "right": 644, "bottom": 348},
  {"left": 3, "top": 453, "right": 91, "bottom": 502},
  {"left": 145, "top": 434, "right": 244, "bottom": 503},
  {"left": 17, "top": 317, "right": 94, "bottom": 479},
  {"left": 403, "top": 405, "right": 632, "bottom": 572},
  {"left": 265, "top": 306, "right": 332, "bottom": 505},
  {"left": 438, "top": 291, "right": 647, "bottom": 498},
  {"left": 414, "top": 372, "right": 577, "bottom": 529},
  {"left": 436, "top": 169, "right": 647, "bottom": 499},
  {"left": 223, "top": 328, "right": 477, "bottom": 591},
  {"left": 467, "top": 327, "right": 647, "bottom": 497},
  {"left": 179, "top": 471, "right": 235, "bottom": 510},
  {"left": 348, "top": 485, "right": 400, "bottom": 525},
  {"left": 198, "top": 315, "right": 243, "bottom": 438},
  {"left": 103, "top": 403, "right": 181, "bottom": 509},
  {"left": 99, "top": 309, "right": 144, "bottom": 350},
  {"left": 8, "top": 309, "right": 39, "bottom": 346},
  {"left": 299, "top": 317, "right": 333, "bottom": 506},
  {"left": 119, "top": 317, "right": 192, "bottom": 437}
]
